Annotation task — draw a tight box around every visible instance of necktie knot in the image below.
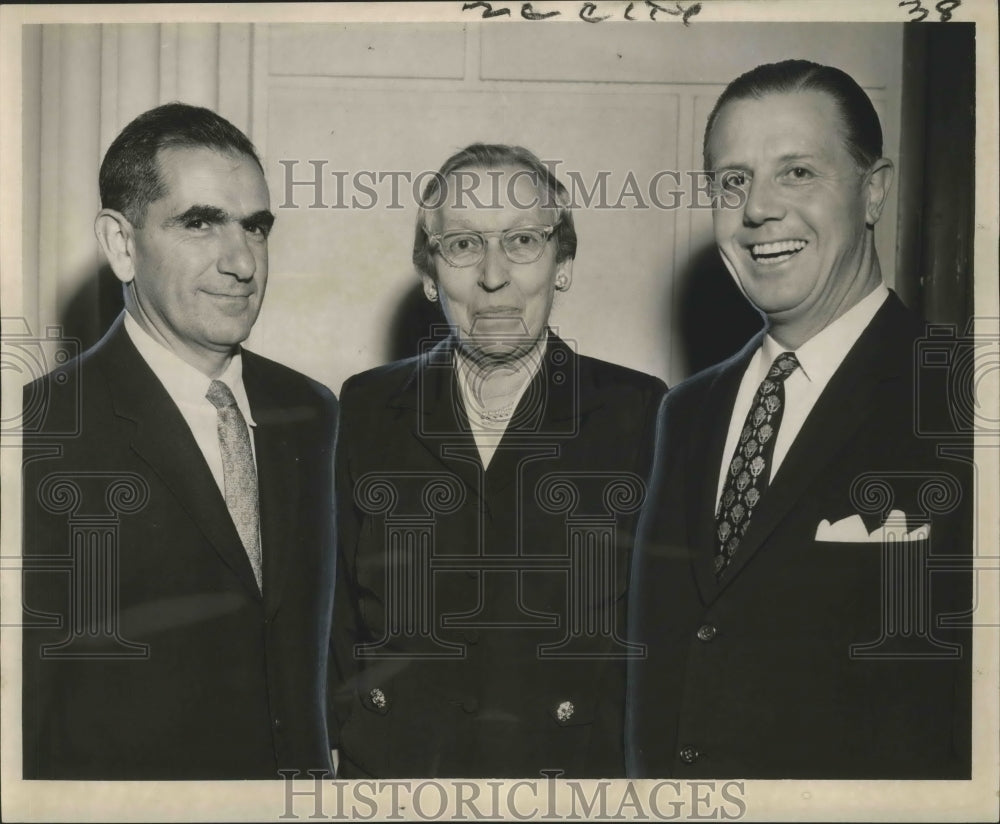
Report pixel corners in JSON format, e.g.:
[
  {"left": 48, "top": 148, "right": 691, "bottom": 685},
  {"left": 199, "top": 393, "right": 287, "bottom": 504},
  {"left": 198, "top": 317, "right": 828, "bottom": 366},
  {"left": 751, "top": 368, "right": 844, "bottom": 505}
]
[
  {"left": 206, "top": 380, "right": 238, "bottom": 410},
  {"left": 768, "top": 352, "right": 800, "bottom": 382}
]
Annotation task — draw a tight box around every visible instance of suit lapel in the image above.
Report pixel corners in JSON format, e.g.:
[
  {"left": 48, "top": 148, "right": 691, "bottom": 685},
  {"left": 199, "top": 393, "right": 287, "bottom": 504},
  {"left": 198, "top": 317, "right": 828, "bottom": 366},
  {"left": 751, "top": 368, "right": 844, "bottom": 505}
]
[
  {"left": 483, "top": 334, "right": 585, "bottom": 495},
  {"left": 100, "top": 318, "right": 262, "bottom": 599},
  {"left": 243, "top": 353, "right": 300, "bottom": 617},
  {"left": 390, "top": 337, "right": 484, "bottom": 501},
  {"left": 689, "top": 336, "right": 762, "bottom": 603},
  {"left": 707, "top": 295, "right": 912, "bottom": 598}
]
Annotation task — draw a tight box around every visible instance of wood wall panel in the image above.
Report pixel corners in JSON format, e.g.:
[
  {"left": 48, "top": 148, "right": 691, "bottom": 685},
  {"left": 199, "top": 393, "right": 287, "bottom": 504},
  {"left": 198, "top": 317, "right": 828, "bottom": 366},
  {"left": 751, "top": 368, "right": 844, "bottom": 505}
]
[
  {"left": 268, "top": 23, "right": 466, "bottom": 79},
  {"left": 254, "top": 22, "right": 903, "bottom": 390},
  {"left": 480, "top": 22, "right": 904, "bottom": 86}
]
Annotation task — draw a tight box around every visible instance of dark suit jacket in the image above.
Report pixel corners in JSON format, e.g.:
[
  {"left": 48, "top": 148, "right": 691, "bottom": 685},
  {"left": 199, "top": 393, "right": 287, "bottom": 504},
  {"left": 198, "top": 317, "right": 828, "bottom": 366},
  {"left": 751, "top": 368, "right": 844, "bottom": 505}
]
[
  {"left": 332, "top": 332, "right": 666, "bottom": 778},
  {"left": 627, "top": 292, "right": 972, "bottom": 779},
  {"left": 22, "top": 315, "right": 338, "bottom": 779}
]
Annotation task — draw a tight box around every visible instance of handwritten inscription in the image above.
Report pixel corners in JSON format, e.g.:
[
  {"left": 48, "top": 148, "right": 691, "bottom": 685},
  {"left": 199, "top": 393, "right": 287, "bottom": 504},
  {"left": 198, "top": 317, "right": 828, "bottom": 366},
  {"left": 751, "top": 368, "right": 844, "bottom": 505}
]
[
  {"left": 521, "top": 3, "right": 560, "bottom": 20},
  {"left": 898, "top": 0, "right": 962, "bottom": 22},
  {"left": 463, "top": 1, "right": 511, "bottom": 17},
  {"left": 464, "top": 1, "right": 964, "bottom": 25},
  {"left": 462, "top": 1, "right": 702, "bottom": 24}
]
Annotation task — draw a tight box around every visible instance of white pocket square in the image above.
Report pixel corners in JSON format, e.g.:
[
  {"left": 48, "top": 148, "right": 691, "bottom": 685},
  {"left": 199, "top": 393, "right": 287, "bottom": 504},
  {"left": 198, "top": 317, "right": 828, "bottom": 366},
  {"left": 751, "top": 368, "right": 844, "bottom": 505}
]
[{"left": 814, "top": 509, "right": 930, "bottom": 543}]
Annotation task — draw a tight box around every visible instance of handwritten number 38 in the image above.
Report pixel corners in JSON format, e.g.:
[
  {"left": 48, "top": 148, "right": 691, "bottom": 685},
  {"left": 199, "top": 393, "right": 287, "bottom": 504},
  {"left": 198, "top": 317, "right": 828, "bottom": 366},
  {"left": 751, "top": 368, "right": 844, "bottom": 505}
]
[{"left": 899, "top": 0, "right": 961, "bottom": 22}]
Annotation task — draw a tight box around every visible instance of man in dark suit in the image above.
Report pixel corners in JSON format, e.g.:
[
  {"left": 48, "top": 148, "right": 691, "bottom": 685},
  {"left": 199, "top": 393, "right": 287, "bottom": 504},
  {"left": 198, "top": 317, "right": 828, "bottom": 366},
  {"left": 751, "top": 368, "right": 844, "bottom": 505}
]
[
  {"left": 627, "top": 61, "right": 972, "bottom": 779},
  {"left": 21, "top": 103, "right": 338, "bottom": 779},
  {"left": 331, "top": 144, "right": 666, "bottom": 777}
]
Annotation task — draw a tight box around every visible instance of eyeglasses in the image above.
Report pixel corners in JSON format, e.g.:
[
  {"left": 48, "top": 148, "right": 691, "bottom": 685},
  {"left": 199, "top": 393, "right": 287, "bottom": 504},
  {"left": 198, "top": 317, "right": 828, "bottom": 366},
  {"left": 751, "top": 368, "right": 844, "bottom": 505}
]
[{"left": 426, "top": 223, "right": 559, "bottom": 267}]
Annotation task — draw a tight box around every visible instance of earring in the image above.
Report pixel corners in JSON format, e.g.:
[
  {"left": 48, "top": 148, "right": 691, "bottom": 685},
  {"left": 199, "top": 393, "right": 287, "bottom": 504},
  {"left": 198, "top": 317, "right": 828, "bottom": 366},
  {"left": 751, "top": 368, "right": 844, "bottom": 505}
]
[
  {"left": 555, "top": 276, "right": 568, "bottom": 292},
  {"left": 426, "top": 286, "right": 438, "bottom": 302}
]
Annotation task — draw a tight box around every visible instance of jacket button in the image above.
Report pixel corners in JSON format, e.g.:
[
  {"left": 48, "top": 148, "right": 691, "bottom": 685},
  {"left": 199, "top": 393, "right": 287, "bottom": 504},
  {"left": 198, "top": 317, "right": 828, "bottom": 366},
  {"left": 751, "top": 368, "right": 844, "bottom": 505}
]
[
  {"left": 464, "top": 629, "right": 479, "bottom": 645},
  {"left": 369, "top": 688, "right": 388, "bottom": 710},
  {"left": 696, "top": 624, "right": 717, "bottom": 642},
  {"left": 679, "top": 745, "right": 700, "bottom": 765},
  {"left": 273, "top": 718, "right": 282, "bottom": 729}
]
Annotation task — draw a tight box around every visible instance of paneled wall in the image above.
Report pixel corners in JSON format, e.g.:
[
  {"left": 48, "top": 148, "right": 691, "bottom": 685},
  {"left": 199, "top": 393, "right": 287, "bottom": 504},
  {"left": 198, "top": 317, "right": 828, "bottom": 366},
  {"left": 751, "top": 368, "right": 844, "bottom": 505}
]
[
  {"left": 21, "top": 23, "right": 255, "bottom": 348},
  {"left": 23, "top": 22, "right": 904, "bottom": 391}
]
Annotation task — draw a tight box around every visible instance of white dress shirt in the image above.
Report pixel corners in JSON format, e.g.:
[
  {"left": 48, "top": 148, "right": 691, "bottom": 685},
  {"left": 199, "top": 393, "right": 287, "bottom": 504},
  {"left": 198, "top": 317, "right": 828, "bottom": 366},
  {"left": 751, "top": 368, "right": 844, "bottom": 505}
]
[
  {"left": 454, "top": 339, "right": 546, "bottom": 470},
  {"left": 715, "top": 284, "right": 889, "bottom": 510},
  {"left": 124, "top": 312, "right": 257, "bottom": 496}
]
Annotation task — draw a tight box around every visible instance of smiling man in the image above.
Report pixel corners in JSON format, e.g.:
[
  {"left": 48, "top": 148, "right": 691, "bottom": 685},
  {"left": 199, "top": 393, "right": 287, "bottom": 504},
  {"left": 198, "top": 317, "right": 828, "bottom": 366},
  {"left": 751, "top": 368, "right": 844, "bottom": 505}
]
[
  {"left": 626, "top": 61, "right": 972, "bottom": 778},
  {"left": 22, "top": 103, "right": 338, "bottom": 779}
]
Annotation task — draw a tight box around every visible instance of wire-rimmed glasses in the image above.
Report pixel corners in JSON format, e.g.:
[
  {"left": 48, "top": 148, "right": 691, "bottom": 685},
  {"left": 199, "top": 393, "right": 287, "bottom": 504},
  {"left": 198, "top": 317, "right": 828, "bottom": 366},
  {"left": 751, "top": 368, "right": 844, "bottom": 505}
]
[{"left": 425, "top": 223, "right": 559, "bottom": 268}]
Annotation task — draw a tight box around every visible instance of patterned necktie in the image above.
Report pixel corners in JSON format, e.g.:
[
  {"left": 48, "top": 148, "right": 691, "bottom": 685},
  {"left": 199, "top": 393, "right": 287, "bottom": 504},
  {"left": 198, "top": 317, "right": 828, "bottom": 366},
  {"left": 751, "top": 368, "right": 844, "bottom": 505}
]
[
  {"left": 206, "top": 379, "right": 263, "bottom": 591},
  {"left": 714, "top": 352, "right": 800, "bottom": 576}
]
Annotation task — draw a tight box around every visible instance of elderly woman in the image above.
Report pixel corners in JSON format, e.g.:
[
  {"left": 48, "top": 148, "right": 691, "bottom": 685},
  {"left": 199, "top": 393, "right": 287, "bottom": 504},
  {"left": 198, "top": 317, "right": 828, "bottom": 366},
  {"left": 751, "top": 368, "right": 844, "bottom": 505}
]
[{"left": 331, "top": 143, "right": 666, "bottom": 778}]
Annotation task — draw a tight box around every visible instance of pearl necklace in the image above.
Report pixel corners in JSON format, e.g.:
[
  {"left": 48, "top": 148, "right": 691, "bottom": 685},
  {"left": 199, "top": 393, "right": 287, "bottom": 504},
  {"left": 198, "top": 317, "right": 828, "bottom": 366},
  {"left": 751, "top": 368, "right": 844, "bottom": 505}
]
[{"left": 475, "top": 401, "right": 517, "bottom": 424}]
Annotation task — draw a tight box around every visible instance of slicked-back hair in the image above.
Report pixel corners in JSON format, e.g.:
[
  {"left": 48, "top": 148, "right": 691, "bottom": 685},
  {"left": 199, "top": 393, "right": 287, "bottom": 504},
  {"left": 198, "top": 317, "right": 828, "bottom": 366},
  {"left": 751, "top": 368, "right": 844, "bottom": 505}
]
[
  {"left": 99, "top": 102, "right": 263, "bottom": 228},
  {"left": 703, "top": 59, "right": 884, "bottom": 171},
  {"left": 412, "top": 142, "right": 577, "bottom": 280}
]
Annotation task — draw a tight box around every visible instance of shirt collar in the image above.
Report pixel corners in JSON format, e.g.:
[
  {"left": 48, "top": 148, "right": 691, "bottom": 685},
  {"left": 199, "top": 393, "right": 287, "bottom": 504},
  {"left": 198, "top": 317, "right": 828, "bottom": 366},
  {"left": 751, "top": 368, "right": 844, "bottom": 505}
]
[
  {"left": 123, "top": 311, "right": 256, "bottom": 426},
  {"left": 760, "top": 283, "right": 889, "bottom": 383},
  {"left": 453, "top": 336, "right": 547, "bottom": 410}
]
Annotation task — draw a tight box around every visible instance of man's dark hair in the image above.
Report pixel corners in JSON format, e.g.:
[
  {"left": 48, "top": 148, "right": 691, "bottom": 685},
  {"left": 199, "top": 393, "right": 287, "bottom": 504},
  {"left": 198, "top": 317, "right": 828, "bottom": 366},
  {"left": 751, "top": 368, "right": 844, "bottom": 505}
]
[
  {"left": 703, "top": 59, "right": 884, "bottom": 170},
  {"left": 413, "top": 142, "right": 577, "bottom": 280},
  {"left": 99, "top": 102, "right": 263, "bottom": 227}
]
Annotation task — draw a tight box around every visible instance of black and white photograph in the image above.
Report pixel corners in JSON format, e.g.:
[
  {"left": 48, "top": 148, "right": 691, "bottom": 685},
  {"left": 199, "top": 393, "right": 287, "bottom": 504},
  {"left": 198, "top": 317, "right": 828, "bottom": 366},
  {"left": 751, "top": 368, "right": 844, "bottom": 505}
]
[{"left": 1, "top": 1, "right": 997, "bottom": 821}]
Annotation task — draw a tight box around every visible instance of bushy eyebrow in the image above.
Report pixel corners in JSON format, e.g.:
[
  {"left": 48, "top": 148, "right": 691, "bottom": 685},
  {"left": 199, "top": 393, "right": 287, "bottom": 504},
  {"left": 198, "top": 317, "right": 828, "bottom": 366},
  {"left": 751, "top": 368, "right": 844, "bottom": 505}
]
[
  {"left": 711, "top": 152, "right": 822, "bottom": 171},
  {"left": 165, "top": 204, "right": 275, "bottom": 236},
  {"left": 242, "top": 210, "right": 275, "bottom": 236},
  {"left": 165, "top": 205, "right": 228, "bottom": 228},
  {"left": 774, "top": 152, "right": 821, "bottom": 165}
]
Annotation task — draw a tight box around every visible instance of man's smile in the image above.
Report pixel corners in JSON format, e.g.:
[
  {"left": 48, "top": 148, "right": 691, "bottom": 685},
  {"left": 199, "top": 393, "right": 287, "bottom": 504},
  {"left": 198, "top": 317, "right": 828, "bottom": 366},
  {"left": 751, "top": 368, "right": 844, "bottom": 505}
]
[{"left": 748, "top": 239, "right": 808, "bottom": 265}]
